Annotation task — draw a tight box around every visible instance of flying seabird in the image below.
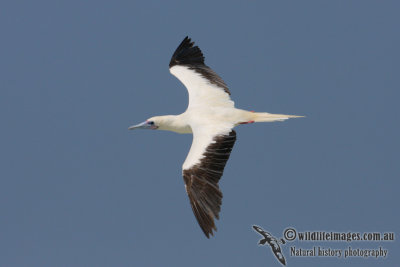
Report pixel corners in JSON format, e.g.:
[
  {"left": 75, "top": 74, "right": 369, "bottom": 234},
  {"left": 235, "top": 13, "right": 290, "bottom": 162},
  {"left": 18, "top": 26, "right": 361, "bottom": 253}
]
[
  {"left": 129, "top": 37, "right": 302, "bottom": 238},
  {"left": 252, "top": 225, "right": 287, "bottom": 265}
]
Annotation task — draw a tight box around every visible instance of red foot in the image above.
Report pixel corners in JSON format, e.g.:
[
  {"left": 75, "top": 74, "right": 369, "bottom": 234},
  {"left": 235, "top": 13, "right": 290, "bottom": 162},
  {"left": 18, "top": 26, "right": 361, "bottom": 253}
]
[{"left": 239, "top": 120, "right": 255, "bottom": 124}]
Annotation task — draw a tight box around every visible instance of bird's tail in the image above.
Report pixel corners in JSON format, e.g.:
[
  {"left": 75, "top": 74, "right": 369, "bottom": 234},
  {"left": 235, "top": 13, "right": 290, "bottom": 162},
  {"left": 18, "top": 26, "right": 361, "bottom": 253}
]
[{"left": 252, "top": 112, "right": 304, "bottom": 122}]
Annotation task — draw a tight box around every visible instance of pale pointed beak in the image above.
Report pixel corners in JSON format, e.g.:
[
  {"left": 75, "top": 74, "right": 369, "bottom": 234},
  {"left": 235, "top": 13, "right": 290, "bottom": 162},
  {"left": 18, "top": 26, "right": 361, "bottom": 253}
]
[
  {"left": 128, "top": 121, "right": 157, "bottom": 130},
  {"left": 128, "top": 121, "right": 148, "bottom": 130}
]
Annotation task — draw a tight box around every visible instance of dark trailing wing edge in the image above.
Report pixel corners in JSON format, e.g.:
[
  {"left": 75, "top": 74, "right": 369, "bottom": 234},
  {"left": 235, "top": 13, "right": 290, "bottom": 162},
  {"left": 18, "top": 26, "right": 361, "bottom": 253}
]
[
  {"left": 169, "top": 36, "right": 230, "bottom": 95},
  {"left": 183, "top": 130, "right": 237, "bottom": 238},
  {"left": 252, "top": 225, "right": 287, "bottom": 266}
]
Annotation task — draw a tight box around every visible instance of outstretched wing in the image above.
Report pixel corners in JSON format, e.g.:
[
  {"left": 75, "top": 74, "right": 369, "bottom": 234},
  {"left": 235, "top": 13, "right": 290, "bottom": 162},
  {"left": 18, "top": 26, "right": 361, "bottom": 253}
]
[
  {"left": 170, "top": 37, "right": 237, "bottom": 237},
  {"left": 268, "top": 239, "right": 286, "bottom": 266},
  {"left": 169, "top": 36, "right": 234, "bottom": 109},
  {"left": 252, "top": 225, "right": 286, "bottom": 265},
  {"left": 253, "top": 225, "right": 268, "bottom": 237},
  {"left": 183, "top": 127, "right": 236, "bottom": 238}
]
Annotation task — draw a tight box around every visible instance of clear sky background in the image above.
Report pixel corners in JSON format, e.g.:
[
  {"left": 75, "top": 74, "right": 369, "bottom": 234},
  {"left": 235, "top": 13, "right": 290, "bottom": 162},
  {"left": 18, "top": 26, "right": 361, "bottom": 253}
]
[{"left": 1, "top": 1, "right": 399, "bottom": 266}]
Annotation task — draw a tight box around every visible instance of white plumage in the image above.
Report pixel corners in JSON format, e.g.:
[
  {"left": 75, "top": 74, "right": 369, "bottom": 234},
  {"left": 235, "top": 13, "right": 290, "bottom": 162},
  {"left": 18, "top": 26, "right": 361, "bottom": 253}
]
[
  {"left": 170, "top": 65, "right": 234, "bottom": 109},
  {"left": 129, "top": 37, "right": 302, "bottom": 238}
]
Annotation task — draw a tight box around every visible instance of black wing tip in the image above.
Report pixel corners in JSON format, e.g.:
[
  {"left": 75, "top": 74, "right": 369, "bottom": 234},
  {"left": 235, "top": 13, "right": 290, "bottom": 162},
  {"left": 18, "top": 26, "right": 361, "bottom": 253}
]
[
  {"left": 252, "top": 225, "right": 262, "bottom": 232},
  {"left": 196, "top": 209, "right": 219, "bottom": 239},
  {"left": 203, "top": 226, "right": 216, "bottom": 238},
  {"left": 169, "top": 36, "right": 231, "bottom": 95},
  {"left": 201, "top": 219, "right": 218, "bottom": 238},
  {"left": 169, "top": 36, "right": 205, "bottom": 68},
  {"left": 184, "top": 169, "right": 222, "bottom": 239}
]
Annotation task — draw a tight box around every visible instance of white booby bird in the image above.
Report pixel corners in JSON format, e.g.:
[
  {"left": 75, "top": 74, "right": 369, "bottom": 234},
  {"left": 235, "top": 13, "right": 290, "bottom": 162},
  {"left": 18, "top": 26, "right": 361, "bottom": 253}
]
[{"left": 129, "top": 37, "right": 302, "bottom": 238}]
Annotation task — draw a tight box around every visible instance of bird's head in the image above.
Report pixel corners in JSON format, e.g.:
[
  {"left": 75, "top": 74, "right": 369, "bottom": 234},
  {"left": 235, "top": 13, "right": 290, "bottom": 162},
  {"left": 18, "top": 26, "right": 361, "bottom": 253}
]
[{"left": 128, "top": 116, "right": 160, "bottom": 130}]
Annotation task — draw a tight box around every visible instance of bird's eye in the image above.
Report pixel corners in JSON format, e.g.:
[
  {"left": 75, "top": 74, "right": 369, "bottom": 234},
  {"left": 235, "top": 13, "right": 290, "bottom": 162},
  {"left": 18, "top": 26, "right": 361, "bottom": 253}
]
[{"left": 148, "top": 121, "right": 154, "bottom": 125}]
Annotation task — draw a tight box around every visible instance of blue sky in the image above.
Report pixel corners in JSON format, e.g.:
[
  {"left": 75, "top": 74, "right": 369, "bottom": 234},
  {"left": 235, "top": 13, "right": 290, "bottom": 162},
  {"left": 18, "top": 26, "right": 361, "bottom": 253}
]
[{"left": 1, "top": 1, "right": 399, "bottom": 266}]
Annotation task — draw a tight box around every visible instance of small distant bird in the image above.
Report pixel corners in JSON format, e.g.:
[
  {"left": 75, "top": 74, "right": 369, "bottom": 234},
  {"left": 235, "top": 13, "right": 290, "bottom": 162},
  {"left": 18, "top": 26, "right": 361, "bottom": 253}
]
[
  {"left": 129, "top": 37, "right": 302, "bottom": 238},
  {"left": 252, "top": 225, "right": 286, "bottom": 265}
]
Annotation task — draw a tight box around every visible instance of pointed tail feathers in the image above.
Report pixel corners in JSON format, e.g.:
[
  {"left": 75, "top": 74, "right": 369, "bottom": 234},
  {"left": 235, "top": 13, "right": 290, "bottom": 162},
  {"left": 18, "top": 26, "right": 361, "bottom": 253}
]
[{"left": 252, "top": 112, "right": 304, "bottom": 122}]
